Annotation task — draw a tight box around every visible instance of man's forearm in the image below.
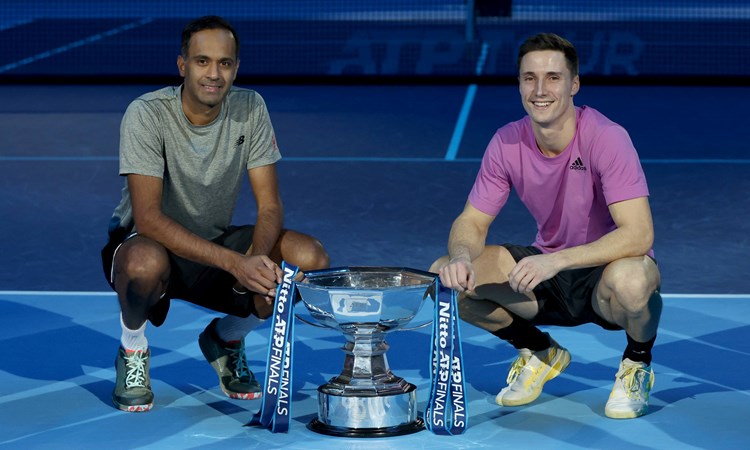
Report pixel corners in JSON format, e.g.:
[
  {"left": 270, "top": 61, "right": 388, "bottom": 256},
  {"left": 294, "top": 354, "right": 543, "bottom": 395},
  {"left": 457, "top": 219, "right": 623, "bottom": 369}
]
[
  {"left": 247, "top": 204, "right": 283, "bottom": 257},
  {"left": 136, "top": 211, "right": 240, "bottom": 272},
  {"left": 447, "top": 216, "right": 488, "bottom": 263},
  {"left": 552, "top": 225, "right": 653, "bottom": 272}
]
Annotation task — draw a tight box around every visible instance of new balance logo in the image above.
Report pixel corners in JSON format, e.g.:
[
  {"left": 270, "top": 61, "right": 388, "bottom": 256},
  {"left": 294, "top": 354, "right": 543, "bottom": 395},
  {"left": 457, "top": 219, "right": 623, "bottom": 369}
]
[
  {"left": 235, "top": 135, "right": 245, "bottom": 147},
  {"left": 570, "top": 157, "right": 587, "bottom": 171}
]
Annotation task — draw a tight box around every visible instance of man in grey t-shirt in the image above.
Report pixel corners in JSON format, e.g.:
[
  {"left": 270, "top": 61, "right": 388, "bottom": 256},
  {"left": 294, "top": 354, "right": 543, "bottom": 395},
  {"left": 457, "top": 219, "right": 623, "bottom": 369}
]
[{"left": 101, "top": 16, "right": 329, "bottom": 412}]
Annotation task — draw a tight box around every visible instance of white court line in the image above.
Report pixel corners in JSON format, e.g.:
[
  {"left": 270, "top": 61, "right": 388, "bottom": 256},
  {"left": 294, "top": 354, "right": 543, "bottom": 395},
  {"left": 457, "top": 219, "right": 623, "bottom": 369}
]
[
  {"left": 661, "top": 294, "right": 750, "bottom": 299},
  {"left": 444, "top": 41, "right": 489, "bottom": 161},
  {"left": 659, "top": 328, "right": 750, "bottom": 357},
  {"left": 0, "top": 291, "right": 116, "bottom": 296},
  {"left": 0, "top": 19, "right": 34, "bottom": 32},
  {"left": 0, "top": 18, "right": 153, "bottom": 73}
]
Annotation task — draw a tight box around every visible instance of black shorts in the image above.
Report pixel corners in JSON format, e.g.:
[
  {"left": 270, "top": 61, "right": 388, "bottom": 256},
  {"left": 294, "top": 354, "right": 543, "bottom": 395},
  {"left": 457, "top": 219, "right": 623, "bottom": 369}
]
[
  {"left": 503, "top": 244, "right": 621, "bottom": 331},
  {"left": 101, "top": 225, "right": 257, "bottom": 326}
]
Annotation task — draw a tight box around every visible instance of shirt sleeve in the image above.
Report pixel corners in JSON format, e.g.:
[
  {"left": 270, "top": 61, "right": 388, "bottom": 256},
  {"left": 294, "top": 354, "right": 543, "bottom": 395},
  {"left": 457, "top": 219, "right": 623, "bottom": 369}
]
[
  {"left": 591, "top": 125, "right": 649, "bottom": 205},
  {"left": 468, "top": 133, "right": 511, "bottom": 217},
  {"left": 246, "top": 93, "right": 282, "bottom": 170},
  {"left": 119, "top": 99, "right": 165, "bottom": 178}
]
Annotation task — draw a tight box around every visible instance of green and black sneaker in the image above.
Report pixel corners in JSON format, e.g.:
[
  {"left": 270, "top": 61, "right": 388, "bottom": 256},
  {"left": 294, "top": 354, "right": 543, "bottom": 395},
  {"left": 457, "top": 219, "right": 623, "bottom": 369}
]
[
  {"left": 198, "top": 318, "right": 262, "bottom": 400},
  {"left": 112, "top": 346, "right": 153, "bottom": 412}
]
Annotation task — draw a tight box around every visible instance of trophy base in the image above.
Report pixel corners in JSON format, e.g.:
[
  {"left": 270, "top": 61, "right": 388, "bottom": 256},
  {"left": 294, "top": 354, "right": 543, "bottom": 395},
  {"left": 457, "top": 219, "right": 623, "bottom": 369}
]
[
  {"left": 309, "top": 385, "right": 423, "bottom": 437},
  {"left": 307, "top": 417, "right": 424, "bottom": 438}
]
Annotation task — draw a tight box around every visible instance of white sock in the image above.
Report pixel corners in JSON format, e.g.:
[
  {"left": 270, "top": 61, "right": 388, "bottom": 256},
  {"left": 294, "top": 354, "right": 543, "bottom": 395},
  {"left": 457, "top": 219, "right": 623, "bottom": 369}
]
[
  {"left": 215, "top": 314, "right": 266, "bottom": 343},
  {"left": 120, "top": 313, "right": 148, "bottom": 352}
]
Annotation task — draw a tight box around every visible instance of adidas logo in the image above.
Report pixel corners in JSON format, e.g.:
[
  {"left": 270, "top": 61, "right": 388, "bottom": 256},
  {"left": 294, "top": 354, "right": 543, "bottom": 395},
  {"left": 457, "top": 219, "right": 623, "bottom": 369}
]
[{"left": 570, "top": 157, "right": 587, "bottom": 171}]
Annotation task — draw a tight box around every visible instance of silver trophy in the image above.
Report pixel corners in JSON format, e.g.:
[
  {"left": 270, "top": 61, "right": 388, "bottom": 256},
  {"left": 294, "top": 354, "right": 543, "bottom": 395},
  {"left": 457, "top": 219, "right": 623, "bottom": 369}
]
[{"left": 295, "top": 266, "right": 436, "bottom": 437}]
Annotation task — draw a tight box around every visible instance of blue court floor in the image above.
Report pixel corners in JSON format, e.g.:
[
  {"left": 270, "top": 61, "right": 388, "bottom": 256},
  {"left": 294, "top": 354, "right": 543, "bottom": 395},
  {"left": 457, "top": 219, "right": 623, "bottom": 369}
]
[
  {"left": 0, "top": 83, "right": 748, "bottom": 449},
  {"left": 0, "top": 292, "right": 748, "bottom": 449}
]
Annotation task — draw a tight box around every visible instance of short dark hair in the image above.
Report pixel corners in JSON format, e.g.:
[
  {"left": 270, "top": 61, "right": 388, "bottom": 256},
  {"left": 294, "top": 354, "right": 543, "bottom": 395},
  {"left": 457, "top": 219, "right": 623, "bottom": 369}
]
[
  {"left": 181, "top": 16, "right": 239, "bottom": 59},
  {"left": 517, "top": 33, "right": 579, "bottom": 77}
]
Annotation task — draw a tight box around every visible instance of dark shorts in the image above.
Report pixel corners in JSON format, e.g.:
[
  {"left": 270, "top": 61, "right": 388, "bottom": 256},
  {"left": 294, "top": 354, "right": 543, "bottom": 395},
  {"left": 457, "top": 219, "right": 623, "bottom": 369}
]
[
  {"left": 101, "top": 225, "right": 257, "bottom": 327},
  {"left": 503, "top": 244, "right": 622, "bottom": 331}
]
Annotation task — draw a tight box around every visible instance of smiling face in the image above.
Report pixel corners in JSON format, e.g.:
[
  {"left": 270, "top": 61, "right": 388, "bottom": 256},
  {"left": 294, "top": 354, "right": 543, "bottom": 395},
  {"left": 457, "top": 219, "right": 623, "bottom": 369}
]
[
  {"left": 518, "top": 50, "right": 579, "bottom": 131},
  {"left": 177, "top": 28, "right": 239, "bottom": 125}
]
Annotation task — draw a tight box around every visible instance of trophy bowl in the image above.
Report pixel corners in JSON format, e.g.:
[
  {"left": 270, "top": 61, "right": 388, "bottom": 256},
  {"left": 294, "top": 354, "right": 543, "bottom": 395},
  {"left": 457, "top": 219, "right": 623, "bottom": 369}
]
[{"left": 295, "top": 266, "right": 436, "bottom": 437}]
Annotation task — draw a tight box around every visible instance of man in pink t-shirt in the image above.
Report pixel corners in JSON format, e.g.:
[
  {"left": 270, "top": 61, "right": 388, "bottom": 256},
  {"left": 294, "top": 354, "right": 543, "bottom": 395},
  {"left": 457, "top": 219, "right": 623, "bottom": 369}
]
[{"left": 431, "top": 33, "right": 662, "bottom": 419}]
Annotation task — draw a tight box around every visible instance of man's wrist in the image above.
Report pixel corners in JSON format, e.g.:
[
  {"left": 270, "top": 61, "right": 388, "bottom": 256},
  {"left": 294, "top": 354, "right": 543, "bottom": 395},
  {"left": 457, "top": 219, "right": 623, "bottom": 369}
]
[
  {"left": 219, "top": 248, "right": 244, "bottom": 273},
  {"left": 549, "top": 250, "right": 570, "bottom": 272},
  {"left": 449, "top": 254, "right": 471, "bottom": 264}
]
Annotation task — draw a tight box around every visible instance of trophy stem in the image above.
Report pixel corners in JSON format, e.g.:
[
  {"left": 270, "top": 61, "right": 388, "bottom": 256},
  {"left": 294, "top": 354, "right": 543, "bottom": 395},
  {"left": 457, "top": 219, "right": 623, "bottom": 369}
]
[{"left": 326, "top": 332, "right": 407, "bottom": 392}]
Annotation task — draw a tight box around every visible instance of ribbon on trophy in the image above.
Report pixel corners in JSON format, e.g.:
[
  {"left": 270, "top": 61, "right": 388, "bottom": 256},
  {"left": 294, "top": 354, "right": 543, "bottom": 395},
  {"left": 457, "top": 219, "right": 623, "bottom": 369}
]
[
  {"left": 424, "top": 280, "right": 468, "bottom": 435},
  {"left": 246, "top": 261, "right": 300, "bottom": 433}
]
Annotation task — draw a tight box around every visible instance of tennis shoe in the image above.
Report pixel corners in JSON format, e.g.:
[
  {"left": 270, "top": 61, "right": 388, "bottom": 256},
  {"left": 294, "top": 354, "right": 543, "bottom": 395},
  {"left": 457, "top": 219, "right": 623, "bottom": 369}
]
[
  {"left": 605, "top": 358, "right": 654, "bottom": 419},
  {"left": 495, "top": 334, "right": 571, "bottom": 407},
  {"left": 199, "top": 318, "right": 262, "bottom": 399},
  {"left": 112, "top": 346, "right": 153, "bottom": 412}
]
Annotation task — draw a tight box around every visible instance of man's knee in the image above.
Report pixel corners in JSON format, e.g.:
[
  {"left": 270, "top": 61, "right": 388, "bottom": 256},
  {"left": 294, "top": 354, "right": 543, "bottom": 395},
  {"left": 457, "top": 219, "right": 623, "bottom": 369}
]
[
  {"left": 275, "top": 230, "right": 329, "bottom": 271},
  {"left": 293, "top": 236, "right": 329, "bottom": 271},
  {"left": 601, "top": 257, "right": 660, "bottom": 313},
  {"left": 114, "top": 239, "right": 170, "bottom": 297},
  {"left": 473, "top": 245, "right": 517, "bottom": 286},
  {"left": 428, "top": 246, "right": 516, "bottom": 280}
]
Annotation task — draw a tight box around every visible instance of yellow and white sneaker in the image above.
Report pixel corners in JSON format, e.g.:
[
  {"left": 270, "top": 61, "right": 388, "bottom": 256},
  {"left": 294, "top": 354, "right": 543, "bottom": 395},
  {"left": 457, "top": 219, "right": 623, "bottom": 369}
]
[
  {"left": 605, "top": 358, "right": 655, "bottom": 419},
  {"left": 495, "top": 334, "right": 571, "bottom": 407}
]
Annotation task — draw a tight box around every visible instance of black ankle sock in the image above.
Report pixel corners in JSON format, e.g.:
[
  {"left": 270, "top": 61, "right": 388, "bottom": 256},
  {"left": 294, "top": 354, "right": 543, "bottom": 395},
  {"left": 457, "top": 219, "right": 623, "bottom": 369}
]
[
  {"left": 491, "top": 315, "right": 550, "bottom": 352},
  {"left": 623, "top": 333, "right": 656, "bottom": 365}
]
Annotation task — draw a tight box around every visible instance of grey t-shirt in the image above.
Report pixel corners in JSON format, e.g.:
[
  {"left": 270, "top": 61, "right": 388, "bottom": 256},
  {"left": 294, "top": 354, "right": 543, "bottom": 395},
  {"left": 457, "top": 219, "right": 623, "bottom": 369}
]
[{"left": 109, "top": 85, "right": 281, "bottom": 240}]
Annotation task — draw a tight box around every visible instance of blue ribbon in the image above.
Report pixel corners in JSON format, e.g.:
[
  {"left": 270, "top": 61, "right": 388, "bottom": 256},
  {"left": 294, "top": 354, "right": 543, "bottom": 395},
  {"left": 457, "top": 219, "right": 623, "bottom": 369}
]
[
  {"left": 247, "top": 261, "right": 299, "bottom": 433},
  {"left": 424, "top": 281, "right": 468, "bottom": 435}
]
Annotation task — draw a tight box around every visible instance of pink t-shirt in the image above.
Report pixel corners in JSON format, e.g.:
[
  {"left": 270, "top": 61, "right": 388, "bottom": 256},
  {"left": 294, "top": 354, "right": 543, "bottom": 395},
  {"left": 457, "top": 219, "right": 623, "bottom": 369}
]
[{"left": 469, "top": 106, "right": 651, "bottom": 254}]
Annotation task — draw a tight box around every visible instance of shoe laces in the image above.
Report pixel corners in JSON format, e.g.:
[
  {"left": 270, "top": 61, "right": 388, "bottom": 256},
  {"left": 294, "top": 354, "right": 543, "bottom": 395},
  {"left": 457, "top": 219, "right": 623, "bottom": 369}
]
[
  {"left": 506, "top": 353, "right": 532, "bottom": 385},
  {"left": 227, "top": 341, "right": 250, "bottom": 380},
  {"left": 616, "top": 364, "right": 653, "bottom": 399},
  {"left": 124, "top": 351, "right": 149, "bottom": 388}
]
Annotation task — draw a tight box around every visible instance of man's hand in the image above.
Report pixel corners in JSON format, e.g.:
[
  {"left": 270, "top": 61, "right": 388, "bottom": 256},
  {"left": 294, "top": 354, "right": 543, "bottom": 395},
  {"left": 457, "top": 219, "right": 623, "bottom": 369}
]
[
  {"left": 439, "top": 256, "right": 476, "bottom": 293},
  {"left": 232, "top": 255, "right": 283, "bottom": 302},
  {"left": 508, "top": 253, "right": 560, "bottom": 293}
]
